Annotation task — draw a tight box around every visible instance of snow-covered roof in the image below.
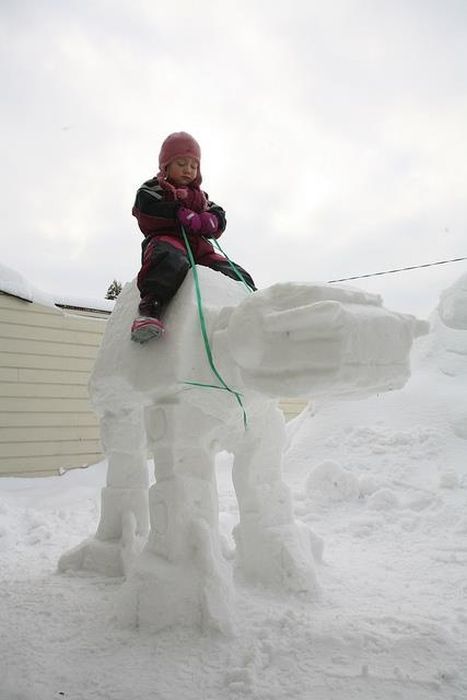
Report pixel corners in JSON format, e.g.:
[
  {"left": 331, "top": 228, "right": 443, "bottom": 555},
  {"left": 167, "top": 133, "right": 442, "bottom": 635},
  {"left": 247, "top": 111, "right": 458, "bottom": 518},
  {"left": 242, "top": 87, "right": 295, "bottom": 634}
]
[{"left": 0, "top": 263, "right": 114, "bottom": 314}]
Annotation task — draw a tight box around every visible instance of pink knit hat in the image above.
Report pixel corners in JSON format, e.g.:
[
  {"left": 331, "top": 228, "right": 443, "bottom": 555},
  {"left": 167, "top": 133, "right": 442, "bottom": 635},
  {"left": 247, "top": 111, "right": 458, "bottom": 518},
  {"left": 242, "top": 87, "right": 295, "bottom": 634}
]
[{"left": 158, "top": 132, "right": 202, "bottom": 185}]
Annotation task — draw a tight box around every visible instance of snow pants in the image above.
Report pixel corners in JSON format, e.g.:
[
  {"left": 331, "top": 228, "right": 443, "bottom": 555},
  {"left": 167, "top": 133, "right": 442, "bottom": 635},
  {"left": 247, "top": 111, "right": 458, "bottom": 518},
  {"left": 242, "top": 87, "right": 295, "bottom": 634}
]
[{"left": 137, "top": 235, "right": 256, "bottom": 313}]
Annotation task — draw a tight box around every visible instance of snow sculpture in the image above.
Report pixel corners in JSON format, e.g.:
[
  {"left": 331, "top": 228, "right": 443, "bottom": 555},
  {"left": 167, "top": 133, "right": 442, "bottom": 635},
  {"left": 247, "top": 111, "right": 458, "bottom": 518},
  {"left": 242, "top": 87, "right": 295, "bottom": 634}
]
[{"left": 59, "top": 267, "right": 426, "bottom": 632}]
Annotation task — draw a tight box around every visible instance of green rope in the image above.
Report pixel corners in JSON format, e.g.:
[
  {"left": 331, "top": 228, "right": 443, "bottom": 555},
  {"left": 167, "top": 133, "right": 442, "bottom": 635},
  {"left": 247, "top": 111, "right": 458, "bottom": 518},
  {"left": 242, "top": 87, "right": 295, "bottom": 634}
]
[
  {"left": 211, "top": 237, "right": 255, "bottom": 293},
  {"left": 183, "top": 380, "right": 244, "bottom": 394},
  {"left": 180, "top": 226, "right": 248, "bottom": 429}
]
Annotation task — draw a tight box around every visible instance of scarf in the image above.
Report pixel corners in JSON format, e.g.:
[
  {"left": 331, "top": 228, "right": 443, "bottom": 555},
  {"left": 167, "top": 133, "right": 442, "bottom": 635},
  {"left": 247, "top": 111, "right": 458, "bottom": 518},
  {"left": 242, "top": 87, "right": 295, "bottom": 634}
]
[{"left": 156, "top": 174, "right": 208, "bottom": 213}]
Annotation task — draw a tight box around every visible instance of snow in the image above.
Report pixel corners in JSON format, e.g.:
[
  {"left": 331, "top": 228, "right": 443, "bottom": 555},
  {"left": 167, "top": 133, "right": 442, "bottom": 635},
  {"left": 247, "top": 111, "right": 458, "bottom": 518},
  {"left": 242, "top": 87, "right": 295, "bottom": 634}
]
[
  {"left": 0, "top": 262, "right": 114, "bottom": 312},
  {"left": 1, "top": 271, "right": 467, "bottom": 699}
]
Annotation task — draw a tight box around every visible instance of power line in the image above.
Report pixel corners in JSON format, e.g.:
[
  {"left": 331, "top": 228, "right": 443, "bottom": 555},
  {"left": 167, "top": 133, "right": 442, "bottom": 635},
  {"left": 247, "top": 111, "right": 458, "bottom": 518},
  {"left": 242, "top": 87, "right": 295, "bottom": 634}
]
[{"left": 327, "top": 255, "right": 467, "bottom": 284}]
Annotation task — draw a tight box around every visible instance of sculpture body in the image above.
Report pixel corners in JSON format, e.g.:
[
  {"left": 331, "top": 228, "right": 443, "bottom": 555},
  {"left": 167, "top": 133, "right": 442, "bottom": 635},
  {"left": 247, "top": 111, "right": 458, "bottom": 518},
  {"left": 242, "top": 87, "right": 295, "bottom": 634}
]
[{"left": 59, "top": 268, "right": 425, "bottom": 632}]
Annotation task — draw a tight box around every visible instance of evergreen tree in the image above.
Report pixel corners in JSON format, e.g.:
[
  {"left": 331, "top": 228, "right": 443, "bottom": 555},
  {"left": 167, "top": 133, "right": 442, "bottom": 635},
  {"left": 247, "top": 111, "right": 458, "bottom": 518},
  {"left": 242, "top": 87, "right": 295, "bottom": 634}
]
[{"left": 105, "top": 279, "right": 122, "bottom": 300}]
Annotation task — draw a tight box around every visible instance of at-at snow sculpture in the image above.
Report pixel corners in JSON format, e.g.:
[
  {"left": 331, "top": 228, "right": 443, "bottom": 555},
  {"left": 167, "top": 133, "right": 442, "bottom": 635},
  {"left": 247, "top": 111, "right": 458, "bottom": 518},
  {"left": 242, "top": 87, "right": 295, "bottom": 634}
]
[{"left": 59, "top": 268, "right": 426, "bottom": 632}]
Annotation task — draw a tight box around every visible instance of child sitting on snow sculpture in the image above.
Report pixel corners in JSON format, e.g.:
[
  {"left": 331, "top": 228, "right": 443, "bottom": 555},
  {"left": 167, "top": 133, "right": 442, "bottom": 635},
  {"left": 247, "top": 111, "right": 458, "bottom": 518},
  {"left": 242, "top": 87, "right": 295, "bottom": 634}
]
[{"left": 131, "top": 131, "right": 256, "bottom": 343}]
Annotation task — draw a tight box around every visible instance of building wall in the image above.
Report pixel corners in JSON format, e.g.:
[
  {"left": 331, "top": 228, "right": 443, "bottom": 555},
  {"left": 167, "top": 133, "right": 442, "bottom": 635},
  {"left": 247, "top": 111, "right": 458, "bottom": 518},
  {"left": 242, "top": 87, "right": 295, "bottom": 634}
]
[
  {"left": 279, "top": 397, "right": 308, "bottom": 422},
  {"left": 0, "top": 292, "right": 106, "bottom": 476}
]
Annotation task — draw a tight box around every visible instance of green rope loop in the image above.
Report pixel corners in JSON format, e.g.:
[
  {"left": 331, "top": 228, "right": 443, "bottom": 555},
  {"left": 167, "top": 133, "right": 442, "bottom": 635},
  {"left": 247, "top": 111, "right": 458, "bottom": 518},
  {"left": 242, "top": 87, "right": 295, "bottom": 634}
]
[{"left": 180, "top": 226, "right": 248, "bottom": 429}]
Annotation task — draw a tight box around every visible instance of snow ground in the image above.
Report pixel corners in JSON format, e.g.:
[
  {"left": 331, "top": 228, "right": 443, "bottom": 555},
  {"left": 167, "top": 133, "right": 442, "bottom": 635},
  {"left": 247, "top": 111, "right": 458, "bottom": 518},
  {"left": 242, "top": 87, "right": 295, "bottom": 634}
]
[
  {"left": 1, "top": 282, "right": 467, "bottom": 699},
  {"left": 1, "top": 357, "right": 466, "bottom": 699}
]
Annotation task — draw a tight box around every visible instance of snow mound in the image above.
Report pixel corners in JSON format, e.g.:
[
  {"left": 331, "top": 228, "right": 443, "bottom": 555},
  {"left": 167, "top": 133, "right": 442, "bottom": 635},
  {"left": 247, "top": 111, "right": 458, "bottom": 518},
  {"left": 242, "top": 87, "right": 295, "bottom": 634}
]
[
  {"left": 305, "top": 460, "right": 360, "bottom": 502},
  {"left": 431, "top": 271, "right": 467, "bottom": 376},
  {"left": 437, "top": 271, "right": 467, "bottom": 330}
]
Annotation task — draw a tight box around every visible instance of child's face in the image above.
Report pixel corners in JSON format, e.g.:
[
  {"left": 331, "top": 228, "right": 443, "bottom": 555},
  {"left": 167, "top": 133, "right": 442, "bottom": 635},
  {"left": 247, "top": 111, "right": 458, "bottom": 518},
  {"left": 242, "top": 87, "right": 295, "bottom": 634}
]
[{"left": 166, "top": 157, "right": 198, "bottom": 186}]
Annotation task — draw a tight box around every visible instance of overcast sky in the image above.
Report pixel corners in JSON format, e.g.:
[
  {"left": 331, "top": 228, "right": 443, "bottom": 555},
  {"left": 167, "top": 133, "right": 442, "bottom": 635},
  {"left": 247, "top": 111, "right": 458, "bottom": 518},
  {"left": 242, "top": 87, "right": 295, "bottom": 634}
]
[{"left": 1, "top": 0, "right": 467, "bottom": 317}]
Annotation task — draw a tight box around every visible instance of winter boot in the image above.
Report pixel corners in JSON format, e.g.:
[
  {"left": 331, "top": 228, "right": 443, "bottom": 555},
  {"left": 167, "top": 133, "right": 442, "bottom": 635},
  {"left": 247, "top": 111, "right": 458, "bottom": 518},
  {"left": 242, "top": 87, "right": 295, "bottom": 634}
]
[{"left": 131, "top": 299, "right": 165, "bottom": 343}]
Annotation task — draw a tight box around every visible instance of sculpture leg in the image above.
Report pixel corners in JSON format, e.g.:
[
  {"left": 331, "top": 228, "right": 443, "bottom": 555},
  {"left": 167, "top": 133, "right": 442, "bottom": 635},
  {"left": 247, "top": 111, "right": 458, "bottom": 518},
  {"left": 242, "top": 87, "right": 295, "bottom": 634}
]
[
  {"left": 58, "top": 407, "right": 149, "bottom": 576},
  {"left": 231, "top": 403, "right": 318, "bottom": 593},
  {"left": 119, "top": 402, "right": 234, "bottom": 633}
]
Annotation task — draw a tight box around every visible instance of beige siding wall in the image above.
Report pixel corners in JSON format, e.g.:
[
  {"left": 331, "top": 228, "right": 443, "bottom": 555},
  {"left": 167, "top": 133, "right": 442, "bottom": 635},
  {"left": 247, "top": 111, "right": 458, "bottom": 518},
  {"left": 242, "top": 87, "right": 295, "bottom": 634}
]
[
  {"left": 0, "top": 293, "right": 106, "bottom": 476},
  {"left": 279, "top": 398, "right": 308, "bottom": 422}
]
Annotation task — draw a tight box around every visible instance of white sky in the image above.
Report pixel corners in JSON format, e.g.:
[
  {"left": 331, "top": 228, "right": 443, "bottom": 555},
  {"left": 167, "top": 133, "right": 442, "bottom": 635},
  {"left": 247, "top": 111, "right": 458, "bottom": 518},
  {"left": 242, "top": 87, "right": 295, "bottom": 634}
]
[{"left": 1, "top": 0, "right": 467, "bottom": 317}]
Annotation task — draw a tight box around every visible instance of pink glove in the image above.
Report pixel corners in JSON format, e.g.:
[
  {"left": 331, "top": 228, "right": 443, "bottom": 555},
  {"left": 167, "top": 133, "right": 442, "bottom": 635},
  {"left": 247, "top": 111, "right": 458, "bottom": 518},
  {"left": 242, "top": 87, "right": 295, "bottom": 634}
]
[
  {"left": 177, "top": 208, "right": 219, "bottom": 236},
  {"left": 199, "top": 212, "right": 219, "bottom": 236}
]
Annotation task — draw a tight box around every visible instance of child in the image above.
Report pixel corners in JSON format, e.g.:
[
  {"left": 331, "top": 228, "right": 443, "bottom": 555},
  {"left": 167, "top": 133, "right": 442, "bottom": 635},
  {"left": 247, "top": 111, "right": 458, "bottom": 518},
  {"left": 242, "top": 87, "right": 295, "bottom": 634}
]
[{"left": 131, "top": 131, "right": 256, "bottom": 343}]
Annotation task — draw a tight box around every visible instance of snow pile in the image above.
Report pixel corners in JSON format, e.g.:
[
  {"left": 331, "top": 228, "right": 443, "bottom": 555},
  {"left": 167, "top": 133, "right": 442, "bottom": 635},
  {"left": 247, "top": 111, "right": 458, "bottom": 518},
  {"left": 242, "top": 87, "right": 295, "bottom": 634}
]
[
  {"left": 430, "top": 271, "right": 467, "bottom": 376},
  {"left": 437, "top": 271, "right": 467, "bottom": 330},
  {"left": 305, "top": 460, "right": 360, "bottom": 502}
]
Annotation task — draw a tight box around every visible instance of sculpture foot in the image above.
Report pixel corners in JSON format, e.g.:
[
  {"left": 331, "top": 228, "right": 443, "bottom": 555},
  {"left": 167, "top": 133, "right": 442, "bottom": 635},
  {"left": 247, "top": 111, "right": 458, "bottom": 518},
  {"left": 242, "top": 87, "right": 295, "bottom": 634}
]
[
  {"left": 117, "top": 550, "right": 234, "bottom": 635},
  {"left": 234, "top": 522, "right": 320, "bottom": 593},
  {"left": 58, "top": 513, "right": 146, "bottom": 577},
  {"left": 58, "top": 537, "right": 125, "bottom": 576}
]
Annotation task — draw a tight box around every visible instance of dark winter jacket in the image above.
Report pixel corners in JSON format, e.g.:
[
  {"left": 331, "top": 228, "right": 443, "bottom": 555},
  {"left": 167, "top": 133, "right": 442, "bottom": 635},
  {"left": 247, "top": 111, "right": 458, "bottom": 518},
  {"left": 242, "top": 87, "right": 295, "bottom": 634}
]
[{"left": 132, "top": 178, "right": 227, "bottom": 247}]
